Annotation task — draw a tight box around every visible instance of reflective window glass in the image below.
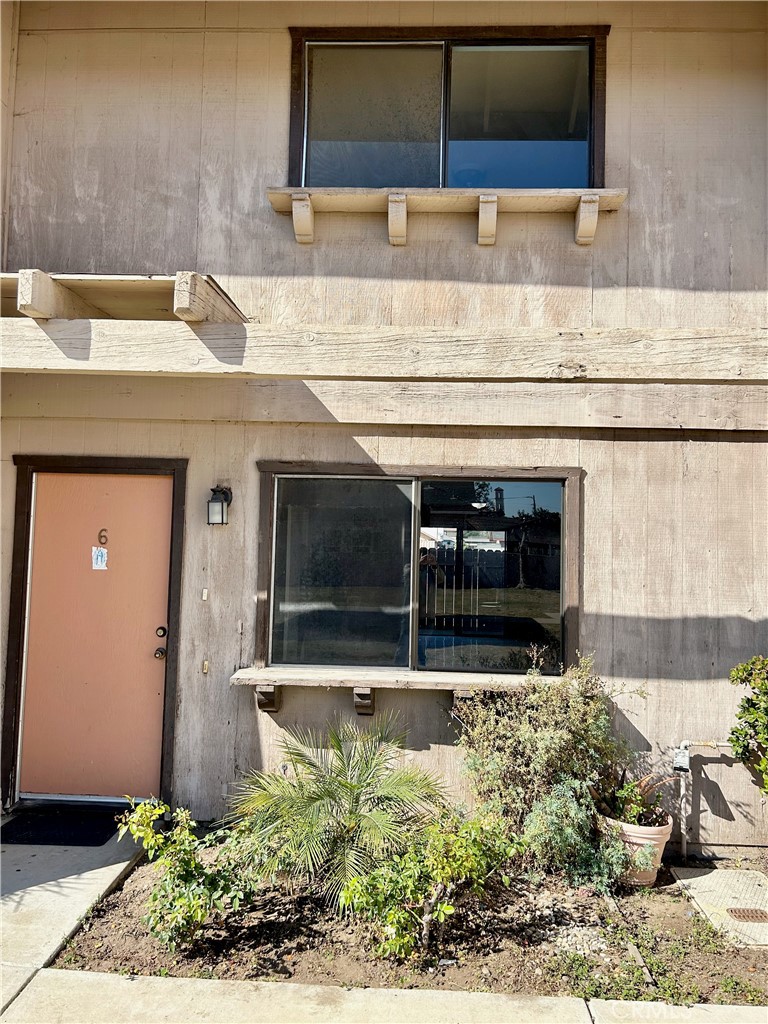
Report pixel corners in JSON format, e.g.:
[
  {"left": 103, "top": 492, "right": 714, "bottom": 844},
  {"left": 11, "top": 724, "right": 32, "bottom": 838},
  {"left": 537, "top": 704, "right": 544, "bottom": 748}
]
[
  {"left": 271, "top": 477, "right": 413, "bottom": 666},
  {"left": 447, "top": 44, "right": 590, "bottom": 187},
  {"left": 306, "top": 44, "right": 443, "bottom": 187},
  {"left": 418, "top": 480, "right": 563, "bottom": 673}
]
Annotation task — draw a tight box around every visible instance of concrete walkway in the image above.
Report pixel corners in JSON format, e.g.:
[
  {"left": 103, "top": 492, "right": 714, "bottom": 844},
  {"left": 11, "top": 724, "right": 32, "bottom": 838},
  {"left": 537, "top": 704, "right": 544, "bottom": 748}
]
[
  {"left": 1, "top": 971, "right": 765, "bottom": 1024},
  {"left": 0, "top": 833, "right": 140, "bottom": 1012}
]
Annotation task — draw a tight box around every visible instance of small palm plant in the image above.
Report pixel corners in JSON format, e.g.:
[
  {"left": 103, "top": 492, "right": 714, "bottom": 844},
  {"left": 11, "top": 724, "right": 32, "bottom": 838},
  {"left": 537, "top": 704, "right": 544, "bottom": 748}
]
[{"left": 229, "top": 714, "right": 446, "bottom": 905}]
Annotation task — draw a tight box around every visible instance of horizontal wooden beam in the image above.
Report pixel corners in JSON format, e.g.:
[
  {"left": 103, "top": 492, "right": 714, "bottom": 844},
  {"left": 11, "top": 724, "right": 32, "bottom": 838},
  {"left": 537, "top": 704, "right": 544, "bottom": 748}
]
[
  {"left": 173, "top": 272, "right": 246, "bottom": 324},
  {"left": 1, "top": 320, "right": 765, "bottom": 385},
  {"left": 17, "top": 269, "right": 109, "bottom": 320},
  {"left": 3, "top": 373, "right": 766, "bottom": 432}
]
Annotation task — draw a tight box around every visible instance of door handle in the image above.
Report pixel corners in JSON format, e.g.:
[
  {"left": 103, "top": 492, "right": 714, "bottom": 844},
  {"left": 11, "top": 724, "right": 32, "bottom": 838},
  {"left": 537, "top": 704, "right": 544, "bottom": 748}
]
[{"left": 154, "top": 647, "right": 167, "bottom": 660}]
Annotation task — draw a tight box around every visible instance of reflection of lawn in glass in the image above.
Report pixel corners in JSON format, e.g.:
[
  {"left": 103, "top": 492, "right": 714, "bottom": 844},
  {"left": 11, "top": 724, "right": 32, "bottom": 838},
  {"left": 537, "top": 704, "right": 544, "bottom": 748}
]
[
  {"left": 277, "top": 587, "right": 559, "bottom": 620},
  {"left": 430, "top": 587, "right": 560, "bottom": 624},
  {"left": 275, "top": 587, "right": 408, "bottom": 613}
]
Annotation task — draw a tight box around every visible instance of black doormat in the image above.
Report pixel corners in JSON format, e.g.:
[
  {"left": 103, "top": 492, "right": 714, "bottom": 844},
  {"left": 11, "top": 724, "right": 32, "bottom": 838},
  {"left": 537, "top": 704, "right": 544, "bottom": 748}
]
[{"left": 0, "top": 807, "right": 122, "bottom": 847}]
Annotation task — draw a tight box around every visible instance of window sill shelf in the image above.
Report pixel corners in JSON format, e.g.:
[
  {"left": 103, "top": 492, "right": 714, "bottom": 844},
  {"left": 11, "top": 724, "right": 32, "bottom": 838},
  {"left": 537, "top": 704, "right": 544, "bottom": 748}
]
[
  {"left": 267, "top": 187, "right": 628, "bottom": 246},
  {"left": 231, "top": 664, "right": 528, "bottom": 694}
]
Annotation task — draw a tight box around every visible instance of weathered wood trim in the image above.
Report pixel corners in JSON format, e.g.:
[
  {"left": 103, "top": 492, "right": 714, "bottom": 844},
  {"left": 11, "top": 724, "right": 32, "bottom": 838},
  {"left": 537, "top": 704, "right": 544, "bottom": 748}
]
[
  {"left": 267, "top": 187, "right": 627, "bottom": 214},
  {"left": 288, "top": 27, "right": 306, "bottom": 187},
  {"left": 254, "top": 470, "right": 275, "bottom": 670},
  {"left": 1, "top": 458, "right": 33, "bottom": 807},
  {"left": 291, "top": 26, "right": 612, "bottom": 43},
  {"left": 233, "top": 666, "right": 535, "bottom": 691},
  {"left": 257, "top": 462, "right": 583, "bottom": 480},
  {"left": 591, "top": 32, "right": 607, "bottom": 188},
  {"left": 2, "top": 320, "right": 765, "bottom": 384},
  {"left": 3, "top": 374, "right": 766, "bottom": 432},
  {"left": 563, "top": 469, "right": 582, "bottom": 668},
  {"left": 173, "top": 273, "right": 246, "bottom": 324},
  {"left": 17, "top": 269, "right": 109, "bottom": 320},
  {"left": 2, "top": 456, "right": 187, "bottom": 810}
]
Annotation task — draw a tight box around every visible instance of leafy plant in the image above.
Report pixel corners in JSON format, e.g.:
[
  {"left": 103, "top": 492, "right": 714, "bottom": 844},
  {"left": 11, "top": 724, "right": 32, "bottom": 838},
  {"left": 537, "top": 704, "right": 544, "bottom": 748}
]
[
  {"left": 590, "top": 770, "right": 674, "bottom": 827},
  {"left": 718, "top": 974, "right": 767, "bottom": 1006},
  {"left": 229, "top": 714, "right": 446, "bottom": 905},
  {"left": 522, "top": 780, "right": 630, "bottom": 890},
  {"left": 454, "top": 653, "right": 630, "bottom": 832},
  {"left": 341, "top": 812, "right": 522, "bottom": 957},
  {"left": 728, "top": 655, "right": 768, "bottom": 793},
  {"left": 118, "top": 799, "right": 246, "bottom": 951}
]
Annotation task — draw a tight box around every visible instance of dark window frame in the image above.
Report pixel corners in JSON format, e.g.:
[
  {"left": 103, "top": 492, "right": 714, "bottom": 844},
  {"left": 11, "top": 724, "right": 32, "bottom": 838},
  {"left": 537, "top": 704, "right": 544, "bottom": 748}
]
[
  {"left": 255, "top": 462, "right": 583, "bottom": 676},
  {"left": 288, "top": 25, "right": 609, "bottom": 190}
]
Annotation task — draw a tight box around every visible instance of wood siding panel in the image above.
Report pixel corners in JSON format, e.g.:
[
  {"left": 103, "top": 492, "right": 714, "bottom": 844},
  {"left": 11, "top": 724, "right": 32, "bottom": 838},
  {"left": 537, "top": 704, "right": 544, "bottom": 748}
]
[{"left": 6, "top": 4, "right": 766, "bottom": 328}]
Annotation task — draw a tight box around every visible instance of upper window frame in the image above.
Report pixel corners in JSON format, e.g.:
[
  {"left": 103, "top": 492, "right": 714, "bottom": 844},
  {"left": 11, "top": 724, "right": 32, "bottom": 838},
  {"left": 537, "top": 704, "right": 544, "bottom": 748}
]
[{"left": 288, "top": 25, "right": 609, "bottom": 191}]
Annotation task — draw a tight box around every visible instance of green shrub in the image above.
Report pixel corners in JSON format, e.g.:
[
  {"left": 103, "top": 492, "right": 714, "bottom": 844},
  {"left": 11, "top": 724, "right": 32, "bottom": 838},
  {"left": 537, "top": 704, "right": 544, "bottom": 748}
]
[
  {"left": 229, "top": 714, "right": 446, "bottom": 905},
  {"left": 522, "top": 780, "right": 629, "bottom": 891},
  {"left": 454, "top": 653, "right": 630, "bottom": 832},
  {"left": 118, "top": 799, "right": 246, "bottom": 951},
  {"left": 728, "top": 656, "right": 768, "bottom": 793},
  {"left": 341, "top": 812, "right": 522, "bottom": 958}
]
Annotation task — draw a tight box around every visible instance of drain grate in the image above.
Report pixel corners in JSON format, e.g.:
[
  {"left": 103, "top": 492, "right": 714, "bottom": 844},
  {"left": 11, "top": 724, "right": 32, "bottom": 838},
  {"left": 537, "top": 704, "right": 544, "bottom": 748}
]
[{"left": 726, "top": 908, "right": 768, "bottom": 923}]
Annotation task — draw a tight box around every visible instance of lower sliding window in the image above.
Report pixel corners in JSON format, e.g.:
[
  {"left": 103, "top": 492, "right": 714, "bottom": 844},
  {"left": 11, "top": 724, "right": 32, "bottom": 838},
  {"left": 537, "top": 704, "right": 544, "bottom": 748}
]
[{"left": 270, "top": 475, "right": 563, "bottom": 674}]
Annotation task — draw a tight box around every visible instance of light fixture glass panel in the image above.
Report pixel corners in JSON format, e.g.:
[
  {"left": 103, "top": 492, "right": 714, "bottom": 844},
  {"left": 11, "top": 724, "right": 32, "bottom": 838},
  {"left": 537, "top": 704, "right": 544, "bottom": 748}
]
[
  {"left": 306, "top": 44, "right": 443, "bottom": 187},
  {"left": 207, "top": 499, "right": 227, "bottom": 525},
  {"left": 272, "top": 477, "right": 413, "bottom": 666},
  {"left": 418, "top": 480, "right": 563, "bottom": 673},
  {"left": 447, "top": 44, "right": 590, "bottom": 187}
]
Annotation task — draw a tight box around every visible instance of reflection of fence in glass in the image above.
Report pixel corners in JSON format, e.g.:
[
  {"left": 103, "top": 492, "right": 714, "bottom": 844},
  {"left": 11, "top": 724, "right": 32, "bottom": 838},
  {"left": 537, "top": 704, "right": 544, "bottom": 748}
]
[
  {"left": 420, "top": 545, "right": 561, "bottom": 624},
  {"left": 418, "top": 537, "right": 562, "bottom": 672}
]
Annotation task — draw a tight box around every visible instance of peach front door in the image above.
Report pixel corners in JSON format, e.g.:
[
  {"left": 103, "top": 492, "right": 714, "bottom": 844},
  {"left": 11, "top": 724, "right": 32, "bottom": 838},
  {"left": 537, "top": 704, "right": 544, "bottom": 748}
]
[{"left": 18, "top": 473, "right": 173, "bottom": 799}]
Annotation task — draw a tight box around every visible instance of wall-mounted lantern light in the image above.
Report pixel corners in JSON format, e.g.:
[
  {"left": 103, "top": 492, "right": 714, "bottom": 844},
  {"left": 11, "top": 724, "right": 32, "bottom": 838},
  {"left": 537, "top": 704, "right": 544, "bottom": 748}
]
[{"left": 207, "top": 486, "right": 233, "bottom": 525}]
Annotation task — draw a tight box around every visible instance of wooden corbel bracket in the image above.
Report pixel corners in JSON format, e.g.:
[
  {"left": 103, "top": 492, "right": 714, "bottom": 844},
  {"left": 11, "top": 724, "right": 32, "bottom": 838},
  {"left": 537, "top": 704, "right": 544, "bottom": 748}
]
[
  {"left": 388, "top": 194, "right": 407, "bottom": 246},
  {"left": 477, "top": 195, "right": 498, "bottom": 245},
  {"left": 575, "top": 194, "right": 600, "bottom": 245},
  {"left": 254, "top": 684, "right": 282, "bottom": 713},
  {"left": 353, "top": 686, "right": 375, "bottom": 715},
  {"left": 291, "top": 193, "right": 315, "bottom": 244}
]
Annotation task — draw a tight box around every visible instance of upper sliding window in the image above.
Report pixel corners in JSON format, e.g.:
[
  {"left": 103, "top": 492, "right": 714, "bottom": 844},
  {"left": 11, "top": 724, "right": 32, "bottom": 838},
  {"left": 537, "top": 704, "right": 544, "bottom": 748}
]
[
  {"left": 268, "top": 474, "right": 567, "bottom": 675},
  {"left": 289, "top": 27, "right": 608, "bottom": 189}
]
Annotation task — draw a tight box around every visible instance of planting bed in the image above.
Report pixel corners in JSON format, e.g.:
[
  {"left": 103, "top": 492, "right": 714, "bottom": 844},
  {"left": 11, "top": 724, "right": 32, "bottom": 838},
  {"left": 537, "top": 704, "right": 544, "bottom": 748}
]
[{"left": 57, "top": 860, "right": 767, "bottom": 1007}]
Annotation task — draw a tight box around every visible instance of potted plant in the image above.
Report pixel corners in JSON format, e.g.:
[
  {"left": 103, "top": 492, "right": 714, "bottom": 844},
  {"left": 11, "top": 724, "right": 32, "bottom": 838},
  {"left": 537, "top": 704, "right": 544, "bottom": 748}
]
[{"left": 591, "top": 772, "right": 675, "bottom": 886}]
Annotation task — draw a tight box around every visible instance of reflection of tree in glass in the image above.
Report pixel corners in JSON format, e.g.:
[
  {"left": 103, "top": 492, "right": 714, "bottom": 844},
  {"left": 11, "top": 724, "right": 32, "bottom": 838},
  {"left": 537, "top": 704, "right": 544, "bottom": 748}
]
[
  {"left": 473, "top": 481, "right": 492, "bottom": 506},
  {"left": 514, "top": 509, "right": 561, "bottom": 590}
]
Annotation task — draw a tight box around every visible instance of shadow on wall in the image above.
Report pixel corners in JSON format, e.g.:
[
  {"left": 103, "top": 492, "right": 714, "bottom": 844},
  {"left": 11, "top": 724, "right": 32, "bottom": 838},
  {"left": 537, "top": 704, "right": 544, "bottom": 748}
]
[
  {"left": 580, "top": 614, "right": 768, "bottom": 681},
  {"left": 611, "top": 706, "right": 760, "bottom": 839}
]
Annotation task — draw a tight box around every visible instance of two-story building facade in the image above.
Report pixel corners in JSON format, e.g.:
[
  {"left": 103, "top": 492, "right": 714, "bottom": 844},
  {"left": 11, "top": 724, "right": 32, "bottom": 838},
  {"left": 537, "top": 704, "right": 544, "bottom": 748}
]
[{"left": 1, "top": 1, "right": 766, "bottom": 851}]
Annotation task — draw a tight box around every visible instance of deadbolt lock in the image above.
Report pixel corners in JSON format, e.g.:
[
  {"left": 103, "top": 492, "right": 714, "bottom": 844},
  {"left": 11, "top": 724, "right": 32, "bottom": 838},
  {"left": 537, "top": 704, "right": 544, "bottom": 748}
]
[
  {"left": 154, "top": 647, "right": 167, "bottom": 660},
  {"left": 156, "top": 626, "right": 168, "bottom": 638}
]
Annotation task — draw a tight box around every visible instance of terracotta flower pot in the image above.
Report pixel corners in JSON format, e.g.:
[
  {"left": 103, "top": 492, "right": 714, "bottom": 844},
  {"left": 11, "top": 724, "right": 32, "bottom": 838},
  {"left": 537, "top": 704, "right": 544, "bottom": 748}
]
[{"left": 607, "top": 814, "right": 673, "bottom": 886}]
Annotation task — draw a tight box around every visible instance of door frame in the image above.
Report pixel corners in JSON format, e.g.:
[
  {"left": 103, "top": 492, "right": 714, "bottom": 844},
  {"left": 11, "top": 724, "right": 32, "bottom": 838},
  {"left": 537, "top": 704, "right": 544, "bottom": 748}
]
[{"left": 2, "top": 455, "right": 187, "bottom": 809}]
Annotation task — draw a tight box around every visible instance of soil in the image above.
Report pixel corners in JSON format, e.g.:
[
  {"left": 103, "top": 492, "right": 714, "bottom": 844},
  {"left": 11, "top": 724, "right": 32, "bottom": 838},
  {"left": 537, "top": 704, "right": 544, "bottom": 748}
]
[{"left": 56, "top": 859, "right": 768, "bottom": 1006}]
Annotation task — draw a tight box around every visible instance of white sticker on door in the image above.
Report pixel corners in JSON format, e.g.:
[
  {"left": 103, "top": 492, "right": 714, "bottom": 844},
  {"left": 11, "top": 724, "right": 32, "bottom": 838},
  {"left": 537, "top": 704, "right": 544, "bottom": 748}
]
[{"left": 92, "top": 546, "right": 108, "bottom": 570}]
